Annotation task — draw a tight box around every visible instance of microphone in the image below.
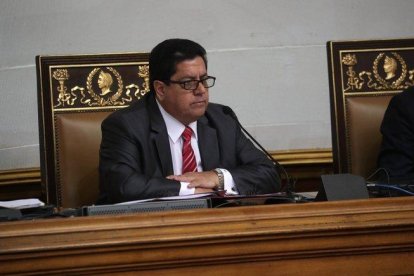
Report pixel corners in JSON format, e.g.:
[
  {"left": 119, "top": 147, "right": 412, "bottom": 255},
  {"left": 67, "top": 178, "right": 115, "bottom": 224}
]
[{"left": 222, "top": 106, "right": 293, "bottom": 193}]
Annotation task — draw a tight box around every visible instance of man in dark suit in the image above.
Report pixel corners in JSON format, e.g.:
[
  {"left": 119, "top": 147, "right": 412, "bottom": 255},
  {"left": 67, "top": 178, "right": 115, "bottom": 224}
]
[
  {"left": 98, "top": 39, "right": 280, "bottom": 204},
  {"left": 377, "top": 86, "right": 414, "bottom": 184}
]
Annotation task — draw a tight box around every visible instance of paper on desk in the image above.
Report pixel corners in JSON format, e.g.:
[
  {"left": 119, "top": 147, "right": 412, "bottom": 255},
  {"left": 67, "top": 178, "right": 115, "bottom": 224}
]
[
  {"left": 116, "top": 192, "right": 214, "bottom": 205},
  {"left": 0, "top": 198, "right": 45, "bottom": 209}
]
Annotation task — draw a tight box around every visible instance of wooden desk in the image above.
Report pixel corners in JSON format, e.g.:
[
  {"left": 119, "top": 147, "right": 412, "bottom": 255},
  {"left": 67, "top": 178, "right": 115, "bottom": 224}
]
[{"left": 1, "top": 197, "right": 414, "bottom": 275}]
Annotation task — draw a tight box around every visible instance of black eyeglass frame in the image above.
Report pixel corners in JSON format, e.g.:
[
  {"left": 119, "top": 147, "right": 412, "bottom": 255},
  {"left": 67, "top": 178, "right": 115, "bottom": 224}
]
[{"left": 167, "top": 76, "right": 216, "bottom": 90}]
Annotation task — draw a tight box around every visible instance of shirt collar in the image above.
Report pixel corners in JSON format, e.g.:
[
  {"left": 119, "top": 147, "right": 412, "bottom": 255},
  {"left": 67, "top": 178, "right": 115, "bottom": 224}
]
[{"left": 156, "top": 100, "right": 198, "bottom": 143}]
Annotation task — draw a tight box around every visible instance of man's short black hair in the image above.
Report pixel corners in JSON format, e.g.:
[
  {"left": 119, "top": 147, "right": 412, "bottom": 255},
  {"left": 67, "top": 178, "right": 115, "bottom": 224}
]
[{"left": 149, "top": 38, "right": 207, "bottom": 92}]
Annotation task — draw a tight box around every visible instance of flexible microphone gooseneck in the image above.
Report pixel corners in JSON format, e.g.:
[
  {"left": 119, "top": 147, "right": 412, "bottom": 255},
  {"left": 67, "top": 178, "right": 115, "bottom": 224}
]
[{"left": 222, "top": 106, "right": 293, "bottom": 193}]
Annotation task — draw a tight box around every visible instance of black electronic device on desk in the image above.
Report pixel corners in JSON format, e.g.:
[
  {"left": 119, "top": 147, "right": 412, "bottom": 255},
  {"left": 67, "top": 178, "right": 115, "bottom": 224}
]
[
  {"left": 0, "top": 198, "right": 56, "bottom": 221},
  {"left": 0, "top": 208, "right": 22, "bottom": 221},
  {"left": 0, "top": 205, "right": 56, "bottom": 222},
  {"left": 82, "top": 192, "right": 299, "bottom": 217},
  {"left": 313, "top": 173, "right": 414, "bottom": 200},
  {"left": 0, "top": 193, "right": 300, "bottom": 220},
  {"left": 83, "top": 198, "right": 212, "bottom": 216}
]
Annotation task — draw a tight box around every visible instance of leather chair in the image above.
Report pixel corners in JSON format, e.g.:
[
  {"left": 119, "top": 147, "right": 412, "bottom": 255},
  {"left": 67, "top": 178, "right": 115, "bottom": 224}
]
[
  {"left": 344, "top": 95, "right": 393, "bottom": 178},
  {"left": 36, "top": 53, "right": 149, "bottom": 208},
  {"left": 54, "top": 112, "right": 111, "bottom": 208},
  {"left": 327, "top": 38, "right": 414, "bottom": 178}
]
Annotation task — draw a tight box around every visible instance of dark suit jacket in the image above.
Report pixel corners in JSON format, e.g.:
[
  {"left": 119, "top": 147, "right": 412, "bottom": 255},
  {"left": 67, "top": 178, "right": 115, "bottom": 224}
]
[
  {"left": 377, "top": 86, "right": 414, "bottom": 183},
  {"left": 98, "top": 93, "right": 280, "bottom": 204}
]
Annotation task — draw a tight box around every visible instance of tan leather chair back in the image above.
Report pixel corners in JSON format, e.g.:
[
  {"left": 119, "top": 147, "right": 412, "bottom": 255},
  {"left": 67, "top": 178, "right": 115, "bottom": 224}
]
[
  {"left": 55, "top": 112, "right": 111, "bottom": 207},
  {"left": 345, "top": 95, "right": 392, "bottom": 177},
  {"left": 327, "top": 39, "right": 414, "bottom": 178},
  {"left": 36, "top": 53, "right": 149, "bottom": 208}
]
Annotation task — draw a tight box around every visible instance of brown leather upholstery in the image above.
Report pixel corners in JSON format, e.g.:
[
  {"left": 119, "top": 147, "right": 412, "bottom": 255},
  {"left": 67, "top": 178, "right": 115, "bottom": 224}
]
[
  {"left": 345, "top": 95, "right": 392, "bottom": 177},
  {"left": 36, "top": 53, "right": 149, "bottom": 208},
  {"left": 327, "top": 39, "right": 414, "bottom": 178},
  {"left": 55, "top": 112, "right": 111, "bottom": 208}
]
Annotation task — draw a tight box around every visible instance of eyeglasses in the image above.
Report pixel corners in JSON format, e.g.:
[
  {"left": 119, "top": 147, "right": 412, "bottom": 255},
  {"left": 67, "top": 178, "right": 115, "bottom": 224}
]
[{"left": 168, "top": 76, "right": 216, "bottom": 90}]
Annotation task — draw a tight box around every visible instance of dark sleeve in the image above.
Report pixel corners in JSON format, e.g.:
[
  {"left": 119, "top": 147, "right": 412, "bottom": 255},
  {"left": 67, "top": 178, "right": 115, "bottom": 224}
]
[
  {"left": 98, "top": 114, "right": 180, "bottom": 204},
  {"left": 378, "top": 92, "right": 414, "bottom": 179}
]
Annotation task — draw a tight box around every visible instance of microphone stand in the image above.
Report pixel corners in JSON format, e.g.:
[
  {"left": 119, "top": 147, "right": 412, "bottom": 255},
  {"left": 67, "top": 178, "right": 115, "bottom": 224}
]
[{"left": 222, "top": 107, "right": 294, "bottom": 195}]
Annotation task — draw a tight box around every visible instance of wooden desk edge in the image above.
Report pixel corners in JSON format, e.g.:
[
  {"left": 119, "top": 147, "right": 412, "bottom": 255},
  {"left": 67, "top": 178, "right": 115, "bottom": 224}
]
[{"left": 1, "top": 197, "right": 414, "bottom": 275}]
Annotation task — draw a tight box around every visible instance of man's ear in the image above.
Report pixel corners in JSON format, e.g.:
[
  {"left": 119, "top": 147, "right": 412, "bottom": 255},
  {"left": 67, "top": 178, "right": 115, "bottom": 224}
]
[{"left": 153, "top": 80, "right": 166, "bottom": 100}]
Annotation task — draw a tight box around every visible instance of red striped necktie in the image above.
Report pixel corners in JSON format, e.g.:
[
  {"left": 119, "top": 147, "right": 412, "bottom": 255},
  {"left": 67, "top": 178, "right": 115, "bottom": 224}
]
[{"left": 182, "top": 126, "right": 197, "bottom": 174}]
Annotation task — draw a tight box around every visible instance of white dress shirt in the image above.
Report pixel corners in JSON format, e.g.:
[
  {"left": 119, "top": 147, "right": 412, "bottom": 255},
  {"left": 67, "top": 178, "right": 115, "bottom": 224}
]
[{"left": 157, "top": 100, "right": 238, "bottom": 195}]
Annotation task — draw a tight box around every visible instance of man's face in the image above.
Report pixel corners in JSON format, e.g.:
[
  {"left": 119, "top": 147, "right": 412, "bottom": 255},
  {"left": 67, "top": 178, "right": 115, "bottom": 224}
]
[
  {"left": 98, "top": 74, "right": 105, "bottom": 88},
  {"left": 155, "top": 56, "right": 209, "bottom": 125}
]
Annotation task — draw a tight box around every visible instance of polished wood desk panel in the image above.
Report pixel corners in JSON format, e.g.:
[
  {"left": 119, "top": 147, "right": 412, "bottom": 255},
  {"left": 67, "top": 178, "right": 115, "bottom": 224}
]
[{"left": 1, "top": 197, "right": 414, "bottom": 275}]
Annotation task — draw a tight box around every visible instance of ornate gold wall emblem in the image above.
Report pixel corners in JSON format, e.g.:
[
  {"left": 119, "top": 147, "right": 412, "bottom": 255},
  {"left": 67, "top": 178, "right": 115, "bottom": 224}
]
[
  {"left": 341, "top": 51, "right": 414, "bottom": 92},
  {"left": 51, "top": 63, "right": 149, "bottom": 110},
  {"left": 85, "top": 67, "right": 125, "bottom": 106}
]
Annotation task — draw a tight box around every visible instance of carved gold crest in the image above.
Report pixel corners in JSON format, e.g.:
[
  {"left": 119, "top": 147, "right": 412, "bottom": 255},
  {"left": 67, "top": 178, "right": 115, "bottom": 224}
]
[
  {"left": 341, "top": 52, "right": 414, "bottom": 92},
  {"left": 85, "top": 67, "right": 124, "bottom": 106},
  {"left": 52, "top": 64, "right": 149, "bottom": 109}
]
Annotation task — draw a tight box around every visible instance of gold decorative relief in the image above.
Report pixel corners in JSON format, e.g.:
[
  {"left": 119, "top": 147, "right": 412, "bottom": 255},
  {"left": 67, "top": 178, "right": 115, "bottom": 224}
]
[
  {"left": 342, "top": 54, "right": 362, "bottom": 91},
  {"left": 372, "top": 52, "right": 406, "bottom": 89},
  {"left": 138, "top": 65, "right": 150, "bottom": 93},
  {"left": 52, "top": 63, "right": 149, "bottom": 109},
  {"left": 85, "top": 67, "right": 125, "bottom": 106},
  {"left": 341, "top": 51, "right": 412, "bottom": 92},
  {"left": 53, "top": 69, "right": 77, "bottom": 107},
  {"left": 406, "top": 70, "right": 414, "bottom": 87}
]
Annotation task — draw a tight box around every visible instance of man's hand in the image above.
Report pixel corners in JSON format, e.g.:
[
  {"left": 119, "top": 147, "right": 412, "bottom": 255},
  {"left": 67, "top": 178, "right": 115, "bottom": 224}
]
[{"left": 167, "top": 171, "right": 219, "bottom": 190}]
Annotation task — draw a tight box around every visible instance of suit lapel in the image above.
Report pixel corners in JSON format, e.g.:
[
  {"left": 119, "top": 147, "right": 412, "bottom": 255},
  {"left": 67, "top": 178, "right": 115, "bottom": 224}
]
[
  {"left": 197, "top": 116, "right": 220, "bottom": 170},
  {"left": 148, "top": 94, "right": 174, "bottom": 176},
  {"left": 147, "top": 94, "right": 220, "bottom": 174}
]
